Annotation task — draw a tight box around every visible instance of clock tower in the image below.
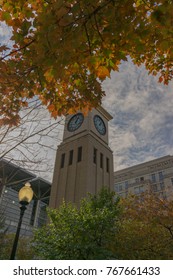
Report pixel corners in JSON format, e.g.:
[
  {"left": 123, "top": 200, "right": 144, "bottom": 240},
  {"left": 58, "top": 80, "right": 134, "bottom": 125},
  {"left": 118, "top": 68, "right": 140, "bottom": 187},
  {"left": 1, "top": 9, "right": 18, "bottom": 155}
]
[{"left": 49, "top": 106, "right": 114, "bottom": 208}]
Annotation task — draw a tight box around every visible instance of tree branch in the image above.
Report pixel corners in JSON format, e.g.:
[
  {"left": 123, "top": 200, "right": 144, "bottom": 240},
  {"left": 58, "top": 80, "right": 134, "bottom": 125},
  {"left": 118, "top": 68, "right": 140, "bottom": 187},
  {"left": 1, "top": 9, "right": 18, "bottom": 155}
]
[{"left": 0, "top": 39, "right": 35, "bottom": 61}]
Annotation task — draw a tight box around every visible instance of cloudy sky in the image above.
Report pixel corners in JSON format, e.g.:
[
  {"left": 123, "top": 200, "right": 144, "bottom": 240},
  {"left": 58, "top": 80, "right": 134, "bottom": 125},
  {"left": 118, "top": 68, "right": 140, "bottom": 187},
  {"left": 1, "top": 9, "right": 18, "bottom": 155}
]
[{"left": 102, "top": 59, "right": 173, "bottom": 172}]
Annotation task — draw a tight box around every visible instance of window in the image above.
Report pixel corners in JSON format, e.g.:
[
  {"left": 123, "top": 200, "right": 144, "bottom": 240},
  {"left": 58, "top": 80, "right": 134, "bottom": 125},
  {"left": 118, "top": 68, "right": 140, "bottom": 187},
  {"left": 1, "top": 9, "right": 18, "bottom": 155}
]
[
  {"left": 151, "top": 173, "right": 156, "bottom": 182},
  {"left": 115, "top": 184, "right": 123, "bottom": 192},
  {"left": 30, "top": 200, "right": 37, "bottom": 226},
  {"left": 106, "top": 157, "right": 109, "bottom": 173},
  {"left": 159, "top": 192, "right": 167, "bottom": 200},
  {"left": 135, "top": 178, "right": 139, "bottom": 183},
  {"left": 134, "top": 186, "right": 139, "bottom": 194},
  {"left": 100, "top": 153, "right": 103, "bottom": 168},
  {"left": 114, "top": 184, "right": 118, "bottom": 192},
  {"left": 93, "top": 148, "right": 97, "bottom": 164},
  {"left": 77, "top": 146, "right": 82, "bottom": 162},
  {"left": 125, "top": 181, "right": 128, "bottom": 190},
  {"left": 69, "top": 150, "right": 73, "bottom": 165},
  {"left": 152, "top": 184, "right": 157, "bottom": 192},
  {"left": 134, "top": 185, "right": 144, "bottom": 194},
  {"left": 38, "top": 204, "right": 47, "bottom": 227},
  {"left": 158, "top": 171, "right": 164, "bottom": 181},
  {"left": 160, "top": 182, "right": 165, "bottom": 190},
  {"left": 61, "top": 153, "right": 65, "bottom": 168}
]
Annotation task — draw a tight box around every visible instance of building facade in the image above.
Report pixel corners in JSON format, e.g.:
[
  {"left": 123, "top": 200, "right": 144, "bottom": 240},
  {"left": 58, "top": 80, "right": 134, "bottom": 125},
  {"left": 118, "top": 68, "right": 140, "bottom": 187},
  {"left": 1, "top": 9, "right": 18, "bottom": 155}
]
[{"left": 114, "top": 155, "right": 173, "bottom": 199}]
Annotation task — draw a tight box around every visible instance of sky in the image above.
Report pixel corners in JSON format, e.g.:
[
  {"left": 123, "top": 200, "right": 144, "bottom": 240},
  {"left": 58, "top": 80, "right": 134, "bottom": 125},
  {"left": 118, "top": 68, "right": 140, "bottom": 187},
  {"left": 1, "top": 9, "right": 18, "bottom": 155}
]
[
  {"left": 102, "top": 59, "right": 173, "bottom": 172},
  {"left": 43, "top": 60, "right": 173, "bottom": 180},
  {"left": 1, "top": 22, "right": 173, "bottom": 181}
]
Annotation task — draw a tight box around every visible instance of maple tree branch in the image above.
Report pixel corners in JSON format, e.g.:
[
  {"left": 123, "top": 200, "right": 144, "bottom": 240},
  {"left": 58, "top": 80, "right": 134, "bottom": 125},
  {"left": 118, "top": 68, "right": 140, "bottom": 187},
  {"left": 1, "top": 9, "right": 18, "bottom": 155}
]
[
  {"left": 84, "top": 0, "right": 113, "bottom": 22},
  {"left": 84, "top": 24, "right": 92, "bottom": 54},
  {"left": 0, "top": 39, "right": 35, "bottom": 61},
  {"left": 60, "top": 0, "right": 112, "bottom": 29},
  {"left": 93, "top": 12, "right": 104, "bottom": 42}
]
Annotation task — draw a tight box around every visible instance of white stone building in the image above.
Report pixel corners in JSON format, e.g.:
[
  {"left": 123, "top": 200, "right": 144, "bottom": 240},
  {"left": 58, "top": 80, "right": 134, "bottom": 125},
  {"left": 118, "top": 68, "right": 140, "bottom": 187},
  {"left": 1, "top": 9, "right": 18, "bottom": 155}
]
[{"left": 114, "top": 155, "right": 173, "bottom": 199}]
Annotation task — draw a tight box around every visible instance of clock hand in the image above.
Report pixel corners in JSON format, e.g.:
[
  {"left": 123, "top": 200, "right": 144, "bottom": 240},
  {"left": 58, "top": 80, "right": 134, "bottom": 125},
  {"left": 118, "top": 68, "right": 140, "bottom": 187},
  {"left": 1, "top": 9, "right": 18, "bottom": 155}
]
[{"left": 75, "top": 117, "right": 79, "bottom": 124}]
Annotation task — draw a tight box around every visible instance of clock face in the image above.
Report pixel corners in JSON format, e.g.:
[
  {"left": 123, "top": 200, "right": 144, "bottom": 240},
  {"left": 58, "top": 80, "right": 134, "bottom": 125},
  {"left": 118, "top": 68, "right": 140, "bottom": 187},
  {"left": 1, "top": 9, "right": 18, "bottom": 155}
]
[
  {"left": 67, "top": 113, "right": 84, "bottom": 132},
  {"left": 93, "top": 115, "right": 106, "bottom": 135}
]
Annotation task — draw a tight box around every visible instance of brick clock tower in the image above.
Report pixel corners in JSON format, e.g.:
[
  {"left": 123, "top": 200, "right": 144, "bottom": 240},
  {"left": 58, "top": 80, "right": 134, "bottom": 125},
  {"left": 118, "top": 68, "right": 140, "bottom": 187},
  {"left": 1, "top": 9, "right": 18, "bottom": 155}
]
[{"left": 49, "top": 106, "right": 114, "bottom": 208}]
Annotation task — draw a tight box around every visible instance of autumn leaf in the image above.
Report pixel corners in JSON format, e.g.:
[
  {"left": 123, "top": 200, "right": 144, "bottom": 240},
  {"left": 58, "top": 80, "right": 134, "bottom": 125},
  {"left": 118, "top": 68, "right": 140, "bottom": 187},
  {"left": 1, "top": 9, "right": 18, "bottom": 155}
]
[
  {"left": 51, "top": 110, "right": 59, "bottom": 118},
  {"left": 47, "top": 104, "right": 55, "bottom": 112},
  {"left": 159, "top": 76, "right": 163, "bottom": 83},
  {"left": 96, "top": 66, "right": 110, "bottom": 80},
  {"left": 0, "top": 0, "right": 172, "bottom": 125},
  {"left": 44, "top": 68, "right": 55, "bottom": 83}
]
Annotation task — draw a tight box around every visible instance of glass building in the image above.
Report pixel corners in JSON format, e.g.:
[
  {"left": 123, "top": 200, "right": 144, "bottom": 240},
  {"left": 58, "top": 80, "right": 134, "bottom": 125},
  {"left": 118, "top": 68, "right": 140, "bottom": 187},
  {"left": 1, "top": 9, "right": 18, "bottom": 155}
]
[{"left": 0, "top": 159, "right": 51, "bottom": 236}]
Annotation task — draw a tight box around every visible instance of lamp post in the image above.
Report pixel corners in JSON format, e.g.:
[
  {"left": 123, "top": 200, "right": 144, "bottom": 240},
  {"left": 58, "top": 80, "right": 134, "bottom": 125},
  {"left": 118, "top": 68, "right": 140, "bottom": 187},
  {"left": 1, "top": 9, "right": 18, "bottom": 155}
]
[{"left": 10, "top": 182, "right": 33, "bottom": 260}]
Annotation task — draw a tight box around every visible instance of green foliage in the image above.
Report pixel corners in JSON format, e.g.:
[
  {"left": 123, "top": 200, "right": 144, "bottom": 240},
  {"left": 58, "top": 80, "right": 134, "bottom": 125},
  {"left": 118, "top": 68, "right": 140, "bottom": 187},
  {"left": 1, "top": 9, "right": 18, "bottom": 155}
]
[
  {"left": 33, "top": 188, "right": 121, "bottom": 260},
  {"left": 113, "top": 193, "right": 173, "bottom": 260},
  {"left": 1, "top": 190, "right": 173, "bottom": 260},
  {"left": 0, "top": 210, "right": 34, "bottom": 260},
  {"left": 0, "top": 234, "right": 34, "bottom": 260}
]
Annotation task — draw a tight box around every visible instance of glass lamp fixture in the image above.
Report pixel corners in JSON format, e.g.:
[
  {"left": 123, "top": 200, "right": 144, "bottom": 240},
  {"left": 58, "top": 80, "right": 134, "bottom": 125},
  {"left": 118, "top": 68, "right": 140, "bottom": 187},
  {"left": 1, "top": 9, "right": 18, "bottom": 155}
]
[{"left": 18, "top": 182, "right": 33, "bottom": 204}]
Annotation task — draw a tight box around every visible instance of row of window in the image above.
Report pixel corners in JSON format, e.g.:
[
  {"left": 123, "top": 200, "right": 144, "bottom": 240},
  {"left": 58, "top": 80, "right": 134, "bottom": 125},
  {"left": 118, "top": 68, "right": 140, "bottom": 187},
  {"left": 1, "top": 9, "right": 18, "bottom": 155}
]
[
  {"left": 151, "top": 171, "right": 164, "bottom": 182},
  {"left": 134, "top": 171, "right": 164, "bottom": 184},
  {"left": 152, "top": 182, "right": 165, "bottom": 192},
  {"left": 61, "top": 146, "right": 82, "bottom": 168},
  {"left": 93, "top": 148, "right": 110, "bottom": 172},
  {"left": 115, "top": 181, "right": 128, "bottom": 192},
  {"left": 60, "top": 147, "right": 110, "bottom": 173},
  {"left": 115, "top": 171, "right": 165, "bottom": 192},
  {"left": 117, "top": 182, "right": 166, "bottom": 196},
  {"left": 134, "top": 182, "right": 165, "bottom": 194}
]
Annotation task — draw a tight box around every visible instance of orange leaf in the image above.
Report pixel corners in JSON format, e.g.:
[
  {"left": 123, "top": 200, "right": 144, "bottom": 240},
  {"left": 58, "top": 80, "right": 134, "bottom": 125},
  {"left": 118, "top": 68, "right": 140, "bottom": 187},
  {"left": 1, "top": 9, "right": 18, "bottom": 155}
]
[
  {"left": 96, "top": 66, "right": 110, "bottom": 80},
  {"left": 48, "top": 104, "right": 55, "bottom": 111},
  {"left": 159, "top": 76, "right": 163, "bottom": 83}
]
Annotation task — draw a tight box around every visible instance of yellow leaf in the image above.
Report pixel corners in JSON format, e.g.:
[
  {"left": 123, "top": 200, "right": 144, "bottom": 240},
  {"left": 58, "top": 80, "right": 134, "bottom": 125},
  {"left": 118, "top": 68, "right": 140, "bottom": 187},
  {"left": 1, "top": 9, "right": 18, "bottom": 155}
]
[
  {"left": 96, "top": 66, "right": 110, "bottom": 80},
  {"left": 44, "top": 68, "right": 54, "bottom": 82}
]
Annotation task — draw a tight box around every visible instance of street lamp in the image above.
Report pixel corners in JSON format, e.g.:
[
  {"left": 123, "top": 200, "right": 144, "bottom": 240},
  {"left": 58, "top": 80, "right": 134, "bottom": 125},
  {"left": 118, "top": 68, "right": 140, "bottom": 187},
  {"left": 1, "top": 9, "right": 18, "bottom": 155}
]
[{"left": 10, "top": 182, "right": 34, "bottom": 260}]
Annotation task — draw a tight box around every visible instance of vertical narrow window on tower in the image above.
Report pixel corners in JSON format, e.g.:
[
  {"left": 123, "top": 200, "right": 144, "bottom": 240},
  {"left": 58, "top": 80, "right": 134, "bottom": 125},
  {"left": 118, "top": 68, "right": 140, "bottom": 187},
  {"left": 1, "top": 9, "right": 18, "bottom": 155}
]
[
  {"left": 60, "top": 153, "right": 65, "bottom": 168},
  {"left": 93, "top": 148, "right": 97, "bottom": 164},
  {"left": 77, "top": 146, "right": 82, "bottom": 162},
  {"left": 69, "top": 150, "right": 73, "bottom": 165},
  {"left": 106, "top": 157, "right": 110, "bottom": 173},
  {"left": 100, "top": 153, "right": 103, "bottom": 168}
]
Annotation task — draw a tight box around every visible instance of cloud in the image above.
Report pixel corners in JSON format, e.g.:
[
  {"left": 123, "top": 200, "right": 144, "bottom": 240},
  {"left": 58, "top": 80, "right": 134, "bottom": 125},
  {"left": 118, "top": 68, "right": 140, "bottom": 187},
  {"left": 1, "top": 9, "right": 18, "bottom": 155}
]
[
  {"left": 102, "top": 59, "right": 173, "bottom": 171},
  {"left": 0, "top": 22, "right": 12, "bottom": 46}
]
